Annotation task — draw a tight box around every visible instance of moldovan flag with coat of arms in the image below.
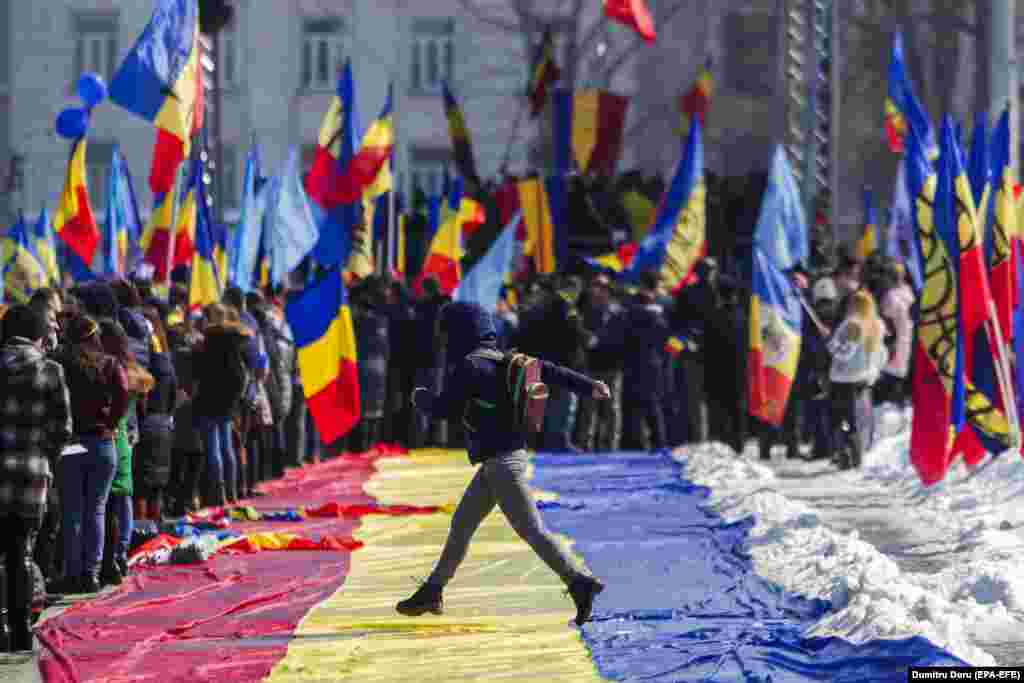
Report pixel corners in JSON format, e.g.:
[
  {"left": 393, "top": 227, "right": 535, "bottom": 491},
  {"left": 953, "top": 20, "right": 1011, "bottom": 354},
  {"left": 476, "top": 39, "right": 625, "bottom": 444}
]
[{"left": 285, "top": 269, "right": 360, "bottom": 445}]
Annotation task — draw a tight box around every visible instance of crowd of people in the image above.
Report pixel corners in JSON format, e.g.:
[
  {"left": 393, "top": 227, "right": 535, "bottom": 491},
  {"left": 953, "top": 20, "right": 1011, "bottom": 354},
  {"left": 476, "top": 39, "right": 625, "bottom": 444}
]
[{"left": 0, "top": 243, "right": 916, "bottom": 652}]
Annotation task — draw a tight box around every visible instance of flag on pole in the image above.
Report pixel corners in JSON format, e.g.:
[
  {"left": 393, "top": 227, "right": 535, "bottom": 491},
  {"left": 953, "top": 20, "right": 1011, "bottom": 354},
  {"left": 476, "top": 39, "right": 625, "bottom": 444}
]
[
  {"left": 172, "top": 158, "right": 202, "bottom": 270},
  {"left": 454, "top": 212, "right": 522, "bottom": 311},
  {"left": 267, "top": 148, "right": 320, "bottom": 286},
  {"left": 415, "top": 178, "right": 469, "bottom": 294},
  {"left": 604, "top": 0, "right": 657, "bottom": 43},
  {"left": 141, "top": 188, "right": 177, "bottom": 284},
  {"left": 754, "top": 145, "right": 809, "bottom": 273},
  {"left": 886, "top": 159, "right": 923, "bottom": 289},
  {"left": 887, "top": 33, "right": 937, "bottom": 159},
  {"left": 109, "top": 0, "right": 203, "bottom": 196},
  {"left": 620, "top": 117, "right": 705, "bottom": 290},
  {"left": 516, "top": 177, "right": 557, "bottom": 274},
  {"left": 285, "top": 268, "right": 360, "bottom": 445},
  {"left": 53, "top": 139, "right": 100, "bottom": 281},
  {"left": 3, "top": 215, "right": 48, "bottom": 302},
  {"left": 442, "top": 81, "right": 479, "bottom": 184},
  {"left": 189, "top": 168, "right": 220, "bottom": 311},
  {"left": 528, "top": 29, "right": 560, "bottom": 117},
  {"left": 856, "top": 188, "right": 878, "bottom": 260},
  {"left": 103, "top": 146, "right": 143, "bottom": 276},
  {"left": 553, "top": 89, "right": 630, "bottom": 176},
  {"left": 32, "top": 208, "right": 59, "bottom": 286},
  {"left": 230, "top": 144, "right": 268, "bottom": 293}
]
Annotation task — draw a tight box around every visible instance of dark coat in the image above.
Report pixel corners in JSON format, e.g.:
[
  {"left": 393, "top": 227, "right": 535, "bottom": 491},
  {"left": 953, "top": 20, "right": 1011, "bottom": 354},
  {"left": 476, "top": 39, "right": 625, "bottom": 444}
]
[
  {"left": 610, "top": 300, "right": 670, "bottom": 398},
  {"left": 513, "top": 294, "right": 588, "bottom": 370},
  {"left": 415, "top": 302, "right": 597, "bottom": 464},
  {"left": 354, "top": 304, "right": 389, "bottom": 419},
  {"left": 581, "top": 300, "right": 623, "bottom": 373},
  {"left": 192, "top": 323, "right": 252, "bottom": 420}
]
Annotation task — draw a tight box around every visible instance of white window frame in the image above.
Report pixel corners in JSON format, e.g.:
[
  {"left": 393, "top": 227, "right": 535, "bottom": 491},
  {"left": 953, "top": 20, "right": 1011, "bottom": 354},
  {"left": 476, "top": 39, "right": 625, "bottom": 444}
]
[
  {"left": 303, "top": 19, "right": 345, "bottom": 91},
  {"left": 410, "top": 19, "right": 454, "bottom": 94},
  {"left": 79, "top": 32, "right": 113, "bottom": 83}
]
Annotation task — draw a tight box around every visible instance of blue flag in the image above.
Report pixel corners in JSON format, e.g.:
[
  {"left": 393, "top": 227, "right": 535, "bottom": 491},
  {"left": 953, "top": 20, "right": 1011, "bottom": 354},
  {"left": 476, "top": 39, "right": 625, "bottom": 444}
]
[
  {"left": 753, "top": 146, "right": 808, "bottom": 272},
  {"left": 454, "top": 213, "right": 522, "bottom": 311},
  {"left": 230, "top": 143, "right": 268, "bottom": 292},
  {"left": 889, "top": 33, "right": 938, "bottom": 160},
  {"left": 886, "top": 159, "right": 923, "bottom": 290},
  {"left": 967, "top": 111, "right": 990, "bottom": 209},
  {"left": 102, "top": 146, "right": 143, "bottom": 276},
  {"left": 268, "top": 148, "right": 320, "bottom": 286}
]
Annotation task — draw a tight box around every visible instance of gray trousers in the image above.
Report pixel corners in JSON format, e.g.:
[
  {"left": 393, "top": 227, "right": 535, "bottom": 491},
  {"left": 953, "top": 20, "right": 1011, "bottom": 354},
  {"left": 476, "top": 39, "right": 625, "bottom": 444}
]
[
  {"left": 427, "top": 450, "right": 582, "bottom": 587},
  {"left": 575, "top": 370, "right": 622, "bottom": 452}
]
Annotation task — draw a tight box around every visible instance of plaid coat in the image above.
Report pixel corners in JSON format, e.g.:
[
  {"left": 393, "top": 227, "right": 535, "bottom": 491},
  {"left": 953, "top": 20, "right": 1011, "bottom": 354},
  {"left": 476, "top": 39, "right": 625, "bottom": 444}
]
[{"left": 0, "top": 339, "right": 73, "bottom": 520}]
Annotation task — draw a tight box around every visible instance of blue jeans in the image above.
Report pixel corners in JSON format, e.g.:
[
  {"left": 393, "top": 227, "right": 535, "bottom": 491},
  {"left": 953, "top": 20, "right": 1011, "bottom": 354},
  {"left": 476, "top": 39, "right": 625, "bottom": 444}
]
[
  {"left": 108, "top": 494, "right": 133, "bottom": 562},
  {"left": 198, "top": 417, "right": 236, "bottom": 495},
  {"left": 59, "top": 436, "right": 117, "bottom": 578}
]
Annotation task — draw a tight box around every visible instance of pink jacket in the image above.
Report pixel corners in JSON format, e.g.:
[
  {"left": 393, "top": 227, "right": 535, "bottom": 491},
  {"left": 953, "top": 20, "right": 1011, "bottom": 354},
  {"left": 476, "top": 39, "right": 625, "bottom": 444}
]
[{"left": 881, "top": 284, "right": 915, "bottom": 378}]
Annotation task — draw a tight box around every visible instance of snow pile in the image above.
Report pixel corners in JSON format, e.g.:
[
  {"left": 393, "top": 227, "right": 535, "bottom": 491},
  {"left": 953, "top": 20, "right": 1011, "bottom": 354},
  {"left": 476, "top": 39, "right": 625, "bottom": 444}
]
[{"left": 674, "top": 413, "right": 1024, "bottom": 666}]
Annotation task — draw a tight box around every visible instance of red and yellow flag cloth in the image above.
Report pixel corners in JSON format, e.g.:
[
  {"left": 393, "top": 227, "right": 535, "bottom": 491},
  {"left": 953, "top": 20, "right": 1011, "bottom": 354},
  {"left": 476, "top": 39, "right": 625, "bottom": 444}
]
[
  {"left": 173, "top": 158, "right": 202, "bottom": 271},
  {"left": 528, "top": 29, "right": 560, "bottom": 117},
  {"left": 285, "top": 268, "right": 360, "bottom": 446},
  {"left": 586, "top": 241, "right": 638, "bottom": 273},
  {"left": 856, "top": 188, "right": 878, "bottom": 261},
  {"left": 552, "top": 89, "right": 630, "bottom": 176},
  {"left": 415, "top": 178, "right": 472, "bottom": 295},
  {"left": 748, "top": 247, "right": 802, "bottom": 426},
  {"left": 516, "top": 177, "right": 558, "bottom": 275},
  {"left": 140, "top": 190, "right": 176, "bottom": 284},
  {"left": 53, "top": 139, "right": 100, "bottom": 280},
  {"left": 679, "top": 59, "right": 713, "bottom": 130},
  {"left": 109, "top": 0, "right": 203, "bottom": 196},
  {"left": 604, "top": 0, "right": 657, "bottom": 42}
]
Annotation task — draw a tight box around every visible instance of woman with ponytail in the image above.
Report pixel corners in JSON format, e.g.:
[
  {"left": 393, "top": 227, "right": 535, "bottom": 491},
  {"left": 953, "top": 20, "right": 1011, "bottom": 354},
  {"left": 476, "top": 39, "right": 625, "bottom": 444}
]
[{"left": 54, "top": 314, "right": 130, "bottom": 594}]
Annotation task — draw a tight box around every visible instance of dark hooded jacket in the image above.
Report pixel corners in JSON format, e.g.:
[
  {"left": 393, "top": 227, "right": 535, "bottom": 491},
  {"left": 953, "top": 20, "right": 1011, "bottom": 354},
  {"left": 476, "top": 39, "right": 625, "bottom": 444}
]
[
  {"left": 415, "top": 302, "right": 598, "bottom": 464},
  {"left": 192, "top": 322, "right": 253, "bottom": 420}
]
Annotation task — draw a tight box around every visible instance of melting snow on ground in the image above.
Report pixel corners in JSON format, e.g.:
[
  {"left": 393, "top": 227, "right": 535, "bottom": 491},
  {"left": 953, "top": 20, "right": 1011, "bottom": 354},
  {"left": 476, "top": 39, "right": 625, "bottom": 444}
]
[{"left": 673, "top": 405, "right": 1024, "bottom": 667}]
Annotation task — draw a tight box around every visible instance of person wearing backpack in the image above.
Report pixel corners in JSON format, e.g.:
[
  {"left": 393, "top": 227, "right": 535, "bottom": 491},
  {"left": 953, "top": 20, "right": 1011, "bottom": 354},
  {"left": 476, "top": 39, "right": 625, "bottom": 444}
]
[{"left": 397, "top": 302, "right": 611, "bottom": 626}]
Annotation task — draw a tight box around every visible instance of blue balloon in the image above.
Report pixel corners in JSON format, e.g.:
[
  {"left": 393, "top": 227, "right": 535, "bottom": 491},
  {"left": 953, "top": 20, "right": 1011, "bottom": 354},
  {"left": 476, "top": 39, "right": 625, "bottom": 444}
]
[
  {"left": 77, "top": 72, "right": 107, "bottom": 108},
  {"left": 56, "top": 108, "right": 90, "bottom": 140}
]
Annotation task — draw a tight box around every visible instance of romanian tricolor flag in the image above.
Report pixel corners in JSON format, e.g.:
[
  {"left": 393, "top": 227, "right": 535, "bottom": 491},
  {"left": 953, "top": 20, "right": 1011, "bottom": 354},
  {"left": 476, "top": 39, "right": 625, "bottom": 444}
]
[
  {"left": 103, "top": 146, "right": 143, "bottom": 277},
  {"left": 141, "top": 190, "right": 177, "bottom": 284},
  {"left": 887, "top": 32, "right": 937, "bottom": 160},
  {"left": 516, "top": 177, "right": 557, "bottom": 274},
  {"left": 3, "top": 215, "right": 48, "bottom": 302},
  {"left": 604, "top": 0, "right": 657, "bottom": 43},
  {"left": 306, "top": 62, "right": 361, "bottom": 269},
  {"left": 620, "top": 117, "right": 704, "bottom": 291},
  {"left": 679, "top": 59, "right": 713, "bottom": 129},
  {"left": 528, "top": 29, "right": 560, "bottom": 117},
  {"left": 415, "top": 178, "right": 468, "bottom": 294},
  {"left": 587, "top": 241, "right": 638, "bottom": 273},
  {"left": 32, "top": 208, "right": 59, "bottom": 286},
  {"left": 109, "top": 0, "right": 203, "bottom": 196},
  {"left": 53, "top": 139, "right": 100, "bottom": 281},
  {"left": 553, "top": 89, "right": 630, "bottom": 176},
  {"left": 748, "top": 246, "right": 802, "bottom": 426},
  {"left": 285, "top": 268, "right": 360, "bottom": 445},
  {"left": 442, "top": 81, "right": 479, "bottom": 184},
  {"left": 173, "top": 159, "right": 201, "bottom": 270},
  {"left": 856, "top": 188, "right": 878, "bottom": 260},
  {"left": 189, "top": 172, "right": 220, "bottom": 311}
]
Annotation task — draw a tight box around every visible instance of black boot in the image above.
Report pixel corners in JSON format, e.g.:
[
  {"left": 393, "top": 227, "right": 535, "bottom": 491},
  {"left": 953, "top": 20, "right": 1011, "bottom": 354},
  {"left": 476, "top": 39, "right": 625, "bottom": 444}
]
[
  {"left": 8, "top": 608, "right": 33, "bottom": 653},
  {"left": 396, "top": 582, "right": 443, "bottom": 616},
  {"left": 567, "top": 576, "right": 605, "bottom": 626},
  {"left": 78, "top": 571, "right": 101, "bottom": 594},
  {"left": 0, "top": 607, "right": 9, "bottom": 653},
  {"left": 100, "top": 560, "right": 123, "bottom": 587}
]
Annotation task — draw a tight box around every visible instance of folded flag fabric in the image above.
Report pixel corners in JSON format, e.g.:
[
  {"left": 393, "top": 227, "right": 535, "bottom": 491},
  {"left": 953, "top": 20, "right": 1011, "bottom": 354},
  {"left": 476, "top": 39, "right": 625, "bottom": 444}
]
[{"left": 305, "top": 501, "right": 442, "bottom": 518}]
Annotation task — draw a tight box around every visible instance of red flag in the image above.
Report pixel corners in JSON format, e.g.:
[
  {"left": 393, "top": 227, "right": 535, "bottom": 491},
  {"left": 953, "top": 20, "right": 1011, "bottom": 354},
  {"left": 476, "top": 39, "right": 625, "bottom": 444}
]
[{"left": 604, "top": 0, "right": 656, "bottom": 43}]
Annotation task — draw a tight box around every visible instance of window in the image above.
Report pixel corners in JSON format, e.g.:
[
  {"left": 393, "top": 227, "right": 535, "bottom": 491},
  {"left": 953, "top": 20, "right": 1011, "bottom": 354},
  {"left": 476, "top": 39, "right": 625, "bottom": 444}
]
[
  {"left": 74, "top": 14, "right": 118, "bottom": 84},
  {"left": 219, "top": 26, "right": 241, "bottom": 90},
  {"left": 85, "top": 142, "right": 115, "bottom": 214},
  {"left": 723, "top": 12, "right": 778, "bottom": 97},
  {"left": 302, "top": 18, "right": 345, "bottom": 91},
  {"left": 409, "top": 147, "right": 451, "bottom": 197},
  {"left": 410, "top": 18, "right": 454, "bottom": 93}
]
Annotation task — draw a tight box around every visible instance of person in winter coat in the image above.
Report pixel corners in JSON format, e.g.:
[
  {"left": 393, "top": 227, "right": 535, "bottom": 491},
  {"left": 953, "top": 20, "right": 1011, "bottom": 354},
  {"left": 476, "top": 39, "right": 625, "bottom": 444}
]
[
  {"left": 349, "top": 277, "right": 390, "bottom": 453},
  {"left": 98, "top": 318, "right": 154, "bottom": 586},
  {"left": 576, "top": 274, "right": 623, "bottom": 452},
  {"left": 54, "top": 314, "right": 130, "bottom": 595},
  {"left": 0, "top": 306, "right": 72, "bottom": 652},
  {"left": 133, "top": 308, "right": 177, "bottom": 521},
  {"left": 828, "top": 289, "right": 889, "bottom": 470},
  {"left": 397, "top": 302, "right": 609, "bottom": 626},
  {"left": 249, "top": 291, "right": 295, "bottom": 481},
  {"left": 411, "top": 277, "right": 450, "bottom": 448},
  {"left": 803, "top": 277, "right": 841, "bottom": 460},
  {"left": 192, "top": 304, "right": 253, "bottom": 505},
  {"left": 610, "top": 272, "right": 670, "bottom": 451},
  {"left": 383, "top": 279, "right": 417, "bottom": 447}
]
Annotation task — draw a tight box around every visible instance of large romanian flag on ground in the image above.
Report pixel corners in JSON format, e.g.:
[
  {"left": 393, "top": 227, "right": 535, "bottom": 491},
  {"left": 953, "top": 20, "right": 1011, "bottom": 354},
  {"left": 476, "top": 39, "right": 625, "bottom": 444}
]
[
  {"left": 748, "top": 246, "right": 802, "bottom": 426},
  {"left": 285, "top": 268, "right": 360, "bottom": 445},
  {"left": 109, "top": 0, "right": 203, "bottom": 196},
  {"left": 620, "top": 117, "right": 704, "bottom": 290},
  {"left": 553, "top": 89, "right": 629, "bottom": 177},
  {"left": 53, "top": 139, "right": 100, "bottom": 281}
]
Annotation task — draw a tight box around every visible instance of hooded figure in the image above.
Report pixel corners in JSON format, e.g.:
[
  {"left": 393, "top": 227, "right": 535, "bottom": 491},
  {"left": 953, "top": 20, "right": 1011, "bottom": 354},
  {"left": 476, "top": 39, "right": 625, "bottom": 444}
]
[{"left": 400, "top": 301, "right": 608, "bottom": 626}]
